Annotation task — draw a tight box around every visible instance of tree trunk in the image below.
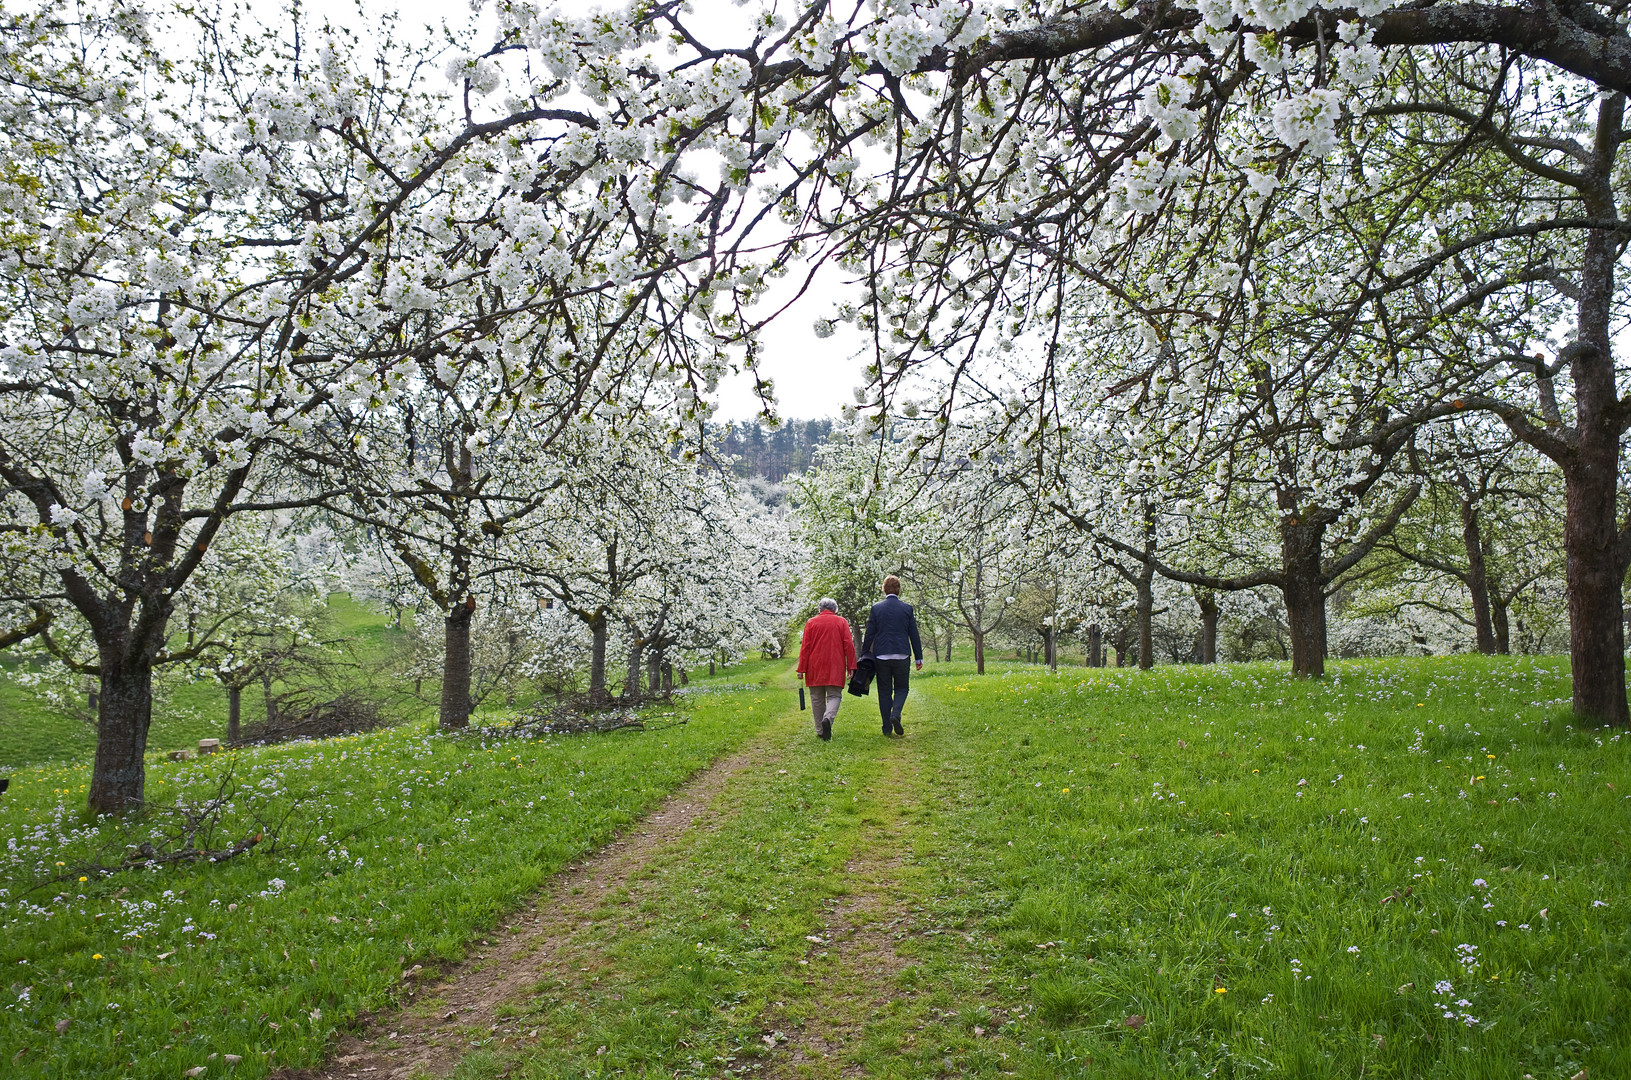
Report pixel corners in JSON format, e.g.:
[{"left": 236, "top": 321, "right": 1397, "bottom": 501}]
[
  {"left": 1044, "top": 626, "right": 1057, "bottom": 671},
  {"left": 1491, "top": 593, "right": 1511, "bottom": 655},
  {"left": 1280, "top": 518, "right": 1328, "bottom": 677},
  {"left": 944, "top": 623, "right": 953, "bottom": 661},
  {"left": 1087, "top": 623, "right": 1102, "bottom": 668},
  {"left": 646, "top": 645, "right": 660, "bottom": 695},
  {"left": 1197, "top": 592, "right": 1218, "bottom": 664},
  {"left": 1136, "top": 573, "right": 1155, "bottom": 671},
  {"left": 625, "top": 629, "right": 646, "bottom": 702},
  {"left": 228, "top": 685, "right": 241, "bottom": 745},
  {"left": 973, "top": 628, "right": 986, "bottom": 675},
  {"left": 1558, "top": 96, "right": 1628, "bottom": 723},
  {"left": 1460, "top": 499, "right": 1497, "bottom": 654},
  {"left": 588, "top": 614, "right": 610, "bottom": 702},
  {"left": 1563, "top": 431, "right": 1628, "bottom": 722},
  {"left": 662, "top": 662, "right": 673, "bottom": 693},
  {"left": 88, "top": 649, "right": 154, "bottom": 816},
  {"left": 440, "top": 603, "right": 474, "bottom": 730}
]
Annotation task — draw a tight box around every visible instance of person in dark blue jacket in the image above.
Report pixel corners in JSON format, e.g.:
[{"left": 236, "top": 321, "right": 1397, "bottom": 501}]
[{"left": 860, "top": 575, "right": 923, "bottom": 736}]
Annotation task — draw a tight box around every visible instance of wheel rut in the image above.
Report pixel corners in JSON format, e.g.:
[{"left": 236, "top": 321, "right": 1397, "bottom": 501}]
[
  {"left": 276, "top": 736, "right": 776, "bottom": 1080},
  {"left": 760, "top": 741, "right": 923, "bottom": 1079}
]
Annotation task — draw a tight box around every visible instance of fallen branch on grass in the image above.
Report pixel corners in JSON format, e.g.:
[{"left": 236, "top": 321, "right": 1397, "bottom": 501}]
[
  {"left": 20, "top": 761, "right": 300, "bottom": 895},
  {"left": 479, "top": 702, "right": 690, "bottom": 737}
]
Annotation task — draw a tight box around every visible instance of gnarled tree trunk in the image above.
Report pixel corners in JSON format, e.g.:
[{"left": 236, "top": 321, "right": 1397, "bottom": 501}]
[
  {"left": 587, "top": 613, "right": 610, "bottom": 702},
  {"left": 1491, "top": 593, "right": 1511, "bottom": 655},
  {"left": 623, "top": 627, "right": 645, "bottom": 702},
  {"left": 89, "top": 645, "right": 155, "bottom": 816},
  {"left": 1136, "top": 571, "right": 1155, "bottom": 671},
  {"left": 1280, "top": 518, "right": 1328, "bottom": 677},
  {"left": 440, "top": 601, "right": 474, "bottom": 730},
  {"left": 1197, "top": 592, "right": 1218, "bottom": 664},
  {"left": 1460, "top": 499, "right": 1497, "bottom": 655},
  {"left": 1563, "top": 418, "right": 1627, "bottom": 721}
]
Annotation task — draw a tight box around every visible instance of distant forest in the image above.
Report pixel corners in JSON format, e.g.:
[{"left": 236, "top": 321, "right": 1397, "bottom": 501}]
[{"left": 715, "top": 419, "right": 835, "bottom": 481}]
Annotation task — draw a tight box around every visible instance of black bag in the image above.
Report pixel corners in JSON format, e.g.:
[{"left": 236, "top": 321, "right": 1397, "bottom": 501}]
[
  {"left": 847, "top": 656, "right": 876, "bottom": 697},
  {"left": 799, "top": 686, "right": 806, "bottom": 711}
]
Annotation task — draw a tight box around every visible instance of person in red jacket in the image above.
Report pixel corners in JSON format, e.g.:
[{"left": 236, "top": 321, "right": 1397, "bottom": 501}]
[{"left": 796, "top": 598, "right": 857, "bottom": 741}]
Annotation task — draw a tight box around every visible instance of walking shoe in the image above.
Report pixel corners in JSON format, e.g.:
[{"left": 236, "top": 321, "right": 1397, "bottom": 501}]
[
  {"left": 892, "top": 720, "right": 904, "bottom": 736},
  {"left": 820, "top": 718, "right": 832, "bottom": 740}
]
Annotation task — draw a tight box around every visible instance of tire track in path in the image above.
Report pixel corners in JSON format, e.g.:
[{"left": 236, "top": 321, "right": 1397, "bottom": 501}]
[
  {"left": 279, "top": 728, "right": 780, "bottom": 1080},
  {"left": 759, "top": 734, "right": 925, "bottom": 1079}
]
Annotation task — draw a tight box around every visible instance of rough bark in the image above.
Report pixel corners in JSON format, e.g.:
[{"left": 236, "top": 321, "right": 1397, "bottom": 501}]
[
  {"left": 1044, "top": 626, "right": 1058, "bottom": 671},
  {"left": 973, "top": 628, "right": 986, "bottom": 675},
  {"left": 1563, "top": 401, "right": 1628, "bottom": 721},
  {"left": 88, "top": 648, "right": 154, "bottom": 816},
  {"left": 440, "top": 603, "right": 474, "bottom": 730},
  {"left": 625, "top": 629, "right": 646, "bottom": 702},
  {"left": 588, "top": 614, "right": 610, "bottom": 702},
  {"left": 1460, "top": 500, "right": 1497, "bottom": 654},
  {"left": 1280, "top": 518, "right": 1328, "bottom": 677},
  {"left": 1136, "top": 572, "right": 1155, "bottom": 671},
  {"left": 227, "top": 685, "right": 241, "bottom": 745},
  {"left": 1197, "top": 592, "right": 1218, "bottom": 664},
  {"left": 1562, "top": 163, "right": 1630, "bottom": 722},
  {"left": 1087, "top": 623, "right": 1103, "bottom": 668},
  {"left": 1492, "top": 595, "right": 1511, "bottom": 655}
]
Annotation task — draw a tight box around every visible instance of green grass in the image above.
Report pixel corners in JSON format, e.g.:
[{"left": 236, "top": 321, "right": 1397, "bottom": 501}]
[
  {"left": 899, "top": 655, "right": 1631, "bottom": 1078},
  {"left": 0, "top": 667, "right": 784, "bottom": 1078},
  {"left": 419, "top": 655, "right": 1627, "bottom": 1080},
  {"left": 4, "top": 653, "right": 1627, "bottom": 1079}
]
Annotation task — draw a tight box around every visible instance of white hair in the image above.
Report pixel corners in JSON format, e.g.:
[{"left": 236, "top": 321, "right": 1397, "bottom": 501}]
[{"left": 818, "top": 597, "right": 838, "bottom": 612}]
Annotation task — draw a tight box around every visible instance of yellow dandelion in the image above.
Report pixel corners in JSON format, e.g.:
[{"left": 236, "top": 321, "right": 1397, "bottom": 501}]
[
  {"left": 1215, "top": 987, "right": 1227, "bottom": 994},
  {"left": 92, "top": 954, "right": 102, "bottom": 960}
]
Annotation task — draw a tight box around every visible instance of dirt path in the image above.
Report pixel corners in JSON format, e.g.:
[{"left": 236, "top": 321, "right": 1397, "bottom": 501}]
[{"left": 280, "top": 735, "right": 780, "bottom": 1080}]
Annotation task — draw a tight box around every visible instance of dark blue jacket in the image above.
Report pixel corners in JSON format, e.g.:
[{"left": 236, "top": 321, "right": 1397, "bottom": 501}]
[{"left": 861, "top": 595, "right": 923, "bottom": 661}]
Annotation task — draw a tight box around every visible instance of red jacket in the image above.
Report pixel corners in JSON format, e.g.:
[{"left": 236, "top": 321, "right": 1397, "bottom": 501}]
[{"left": 796, "top": 611, "right": 857, "bottom": 687}]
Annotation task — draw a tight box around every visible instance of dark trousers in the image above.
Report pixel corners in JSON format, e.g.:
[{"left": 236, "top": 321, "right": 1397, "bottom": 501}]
[{"left": 875, "top": 658, "right": 910, "bottom": 730}]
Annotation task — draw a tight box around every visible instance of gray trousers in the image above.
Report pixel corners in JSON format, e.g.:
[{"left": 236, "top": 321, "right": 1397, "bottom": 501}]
[{"left": 809, "top": 685, "right": 842, "bottom": 733}]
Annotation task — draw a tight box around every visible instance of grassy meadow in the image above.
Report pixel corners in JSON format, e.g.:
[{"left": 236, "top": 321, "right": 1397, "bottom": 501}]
[
  {"left": 1, "top": 649, "right": 1627, "bottom": 1079},
  {"left": 432, "top": 655, "right": 1627, "bottom": 1080},
  {"left": 0, "top": 657, "right": 785, "bottom": 1078}
]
